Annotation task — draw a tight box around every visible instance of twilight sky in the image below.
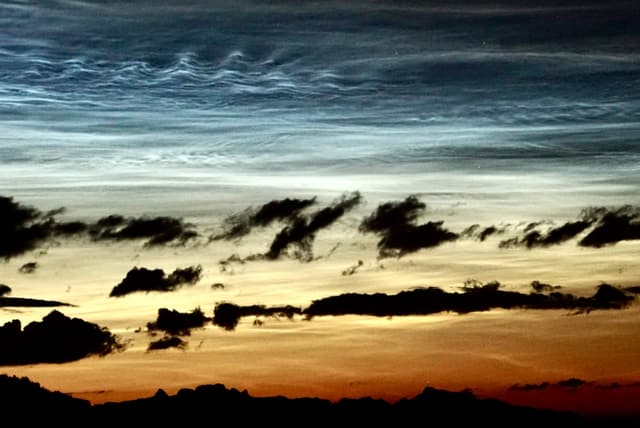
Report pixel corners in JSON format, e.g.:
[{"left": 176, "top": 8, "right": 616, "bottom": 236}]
[{"left": 1, "top": 0, "right": 639, "bottom": 417}]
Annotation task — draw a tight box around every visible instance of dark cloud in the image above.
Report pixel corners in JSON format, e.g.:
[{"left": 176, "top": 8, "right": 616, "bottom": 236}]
[
  {"left": 0, "top": 296, "right": 71, "bottom": 308},
  {"left": 596, "top": 381, "right": 640, "bottom": 390},
  {"left": 147, "top": 307, "right": 209, "bottom": 336},
  {"left": 508, "top": 382, "right": 550, "bottom": 391},
  {"left": 530, "top": 280, "right": 562, "bottom": 293},
  {"left": 216, "top": 192, "right": 361, "bottom": 264},
  {"left": 0, "top": 196, "right": 85, "bottom": 259},
  {"left": 212, "top": 303, "right": 242, "bottom": 331},
  {"left": 0, "top": 310, "right": 124, "bottom": 365},
  {"left": 89, "top": 215, "right": 198, "bottom": 247},
  {"left": 264, "top": 192, "right": 362, "bottom": 261},
  {"left": 461, "top": 224, "right": 480, "bottom": 237},
  {"left": 213, "top": 197, "right": 316, "bottom": 240},
  {"left": 342, "top": 260, "right": 364, "bottom": 276},
  {"left": 303, "top": 282, "right": 634, "bottom": 318},
  {"left": 218, "top": 253, "right": 246, "bottom": 274},
  {"left": 377, "top": 222, "right": 458, "bottom": 258},
  {"left": 359, "top": 195, "right": 425, "bottom": 233},
  {"left": 499, "top": 206, "right": 640, "bottom": 249},
  {"left": 478, "top": 226, "right": 499, "bottom": 241},
  {"left": 109, "top": 265, "right": 202, "bottom": 297},
  {"left": 461, "top": 225, "right": 504, "bottom": 242},
  {"left": 0, "top": 195, "right": 200, "bottom": 259},
  {"left": 52, "top": 221, "right": 88, "bottom": 236},
  {"left": 579, "top": 206, "right": 640, "bottom": 248},
  {"left": 166, "top": 265, "right": 202, "bottom": 286},
  {"left": 359, "top": 195, "right": 458, "bottom": 258},
  {"left": 0, "top": 196, "right": 48, "bottom": 259},
  {"left": 147, "top": 336, "right": 187, "bottom": 351},
  {"left": 213, "top": 303, "right": 302, "bottom": 331},
  {"left": 500, "top": 220, "right": 592, "bottom": 249},
  {"left": 509, "top": 378, "right": 592, "bottom": 392},
  {"left": 556, "top": 378, "right": 590, "bottom": 389},
  {"left": 209, "top": 282, "right": 634, "bottom": 330},
  {"left": 624, "top": 286, "right": 640, "bottom": 294},
  {"left": 0, "top": 284, "right": 12, "bottom": 297},
  {"left": 18, "top": 262, "right": 38, "bottom": 274}
]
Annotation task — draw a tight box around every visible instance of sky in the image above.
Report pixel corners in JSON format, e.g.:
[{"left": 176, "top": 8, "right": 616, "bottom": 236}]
[{"left": 0, "top": 0, "right": 639, "bottom": 417}]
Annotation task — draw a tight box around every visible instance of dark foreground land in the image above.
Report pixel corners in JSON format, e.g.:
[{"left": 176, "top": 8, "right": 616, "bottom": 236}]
[{"left": 0, "top": 374, "right": 634, "bottom": 426}]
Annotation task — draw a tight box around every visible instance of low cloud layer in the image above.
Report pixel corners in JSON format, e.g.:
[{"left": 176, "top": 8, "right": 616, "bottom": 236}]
[
  {"left": 213, "top": 303, "right": 302, "bottom": 331},
  {"left": 210, "top": 281, "right": 635, "bottom": 330},
  {"left": 0, "top": 310, "right": 124, "bottom": 365},
  {"left": 303, "top": 282, "right": 633, "bottom": 318},
  {"left": 109, "top": 265, "right": 202, "bottom": 297},
  {"left": 147, "top": 307, "right": 209, "bottom": 336},
  {"left": 509, "top": 378, "right": 590, "bottom": 391},
  {"left": 359, "top": 195, "right": 458, "bottom": 258},
  {"left": 509, "top": 378, "right": 640, "bottom": 392}
]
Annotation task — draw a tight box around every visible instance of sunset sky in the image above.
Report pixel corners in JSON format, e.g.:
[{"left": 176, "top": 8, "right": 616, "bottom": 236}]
[{"left": 1, "top": 0, "right": 639, "bottom": 417}]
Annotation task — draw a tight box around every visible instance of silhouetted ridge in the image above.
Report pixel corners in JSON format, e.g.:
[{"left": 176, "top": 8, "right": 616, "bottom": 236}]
[
  {"left": 0, "top": 375, "right": 90, "bottom": 421},
  {"left": 94, "top": 382, "right": 582, "bottom": 426}
]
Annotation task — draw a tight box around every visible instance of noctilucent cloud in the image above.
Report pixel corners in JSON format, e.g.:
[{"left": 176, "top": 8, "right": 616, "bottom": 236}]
[{"left": 1, "top": 0, "right": 639, "bottom": 416}]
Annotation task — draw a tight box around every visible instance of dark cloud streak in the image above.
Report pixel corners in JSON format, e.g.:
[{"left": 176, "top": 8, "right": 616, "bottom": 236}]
[
  {"left": 213, "top": 197, "right": 316, "bottom": 241},
  {"left": 500, "top": 205, "right": 640, "bottom": 249},
  {"left": 0, "top": 296, "right": 72, "bottom": 308},
  {"left": 509, "top": 378, "right": 598, "bottom": 392},
  {"left": 265, "top": 192, "right": 361, "bottom": 261},
  {"left": 89, "top": 215, "right": 198, "bottom": 247},
  {"left": 579, "top": 206, "right": 640, "bottom": 248}
]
